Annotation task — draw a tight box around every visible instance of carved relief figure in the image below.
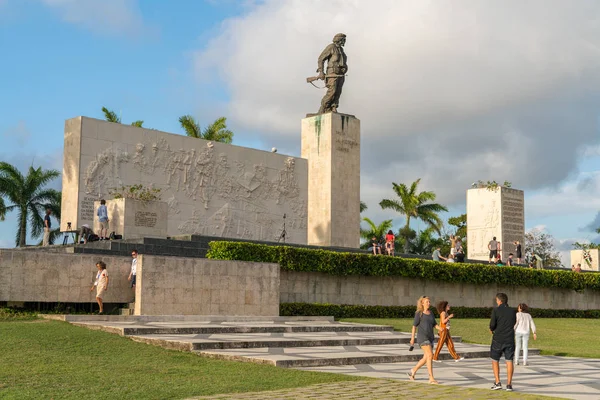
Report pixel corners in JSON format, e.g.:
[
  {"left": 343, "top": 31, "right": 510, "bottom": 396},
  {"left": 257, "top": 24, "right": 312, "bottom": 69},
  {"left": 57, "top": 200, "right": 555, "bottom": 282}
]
[{"left": 276, "top": 157, "right": 300, "bottom": 204}]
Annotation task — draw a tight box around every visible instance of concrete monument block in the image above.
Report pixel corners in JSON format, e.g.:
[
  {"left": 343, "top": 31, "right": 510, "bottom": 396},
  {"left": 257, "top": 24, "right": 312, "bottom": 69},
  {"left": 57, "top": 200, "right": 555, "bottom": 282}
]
[
  {"left": 466, "top": 187, "right": 525, "bottom": 262},
  {"left": 93, "top": 199, "right": 167, "bottom": 239},
  {"left": 301, "top": 113, "right": 360, "bottom": 248},
  {"left": 570, "top": 249, "right": 599, "bottom": 271},
  {"left": 61, "top": 117, "right": 308, "bottom": 244}
]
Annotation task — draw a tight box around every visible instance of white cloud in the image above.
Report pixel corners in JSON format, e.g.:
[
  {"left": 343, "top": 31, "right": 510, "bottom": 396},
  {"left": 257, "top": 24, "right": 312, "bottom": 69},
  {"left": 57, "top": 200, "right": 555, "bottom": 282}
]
[
  {"left": 193, "top": 0, "right": 600, "bottom": 216},
  {"left": 39, "top": 0, "right": 146, "bottom": 36},
  {"left": 2, "top": 120, "right": 31, "bottom": 147},
  {"left": 526, "top": 171, "right": 600, "bottom": 219}
]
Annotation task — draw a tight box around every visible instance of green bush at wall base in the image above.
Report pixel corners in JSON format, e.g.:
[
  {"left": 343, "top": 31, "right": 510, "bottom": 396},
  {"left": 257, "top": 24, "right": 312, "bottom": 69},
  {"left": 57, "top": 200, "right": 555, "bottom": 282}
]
[
  {"left": 280, "top": 303, "right": 600, "bottom": 319},
  {"left": 207, "top": 241, "right": 600, "bottom": 292}
]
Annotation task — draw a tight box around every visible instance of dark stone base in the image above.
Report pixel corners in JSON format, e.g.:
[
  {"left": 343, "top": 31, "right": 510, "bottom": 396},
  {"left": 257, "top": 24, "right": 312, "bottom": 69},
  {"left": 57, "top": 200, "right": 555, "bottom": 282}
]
[{"left": 305, "top": 112, "right": 356, "bottom": 118}]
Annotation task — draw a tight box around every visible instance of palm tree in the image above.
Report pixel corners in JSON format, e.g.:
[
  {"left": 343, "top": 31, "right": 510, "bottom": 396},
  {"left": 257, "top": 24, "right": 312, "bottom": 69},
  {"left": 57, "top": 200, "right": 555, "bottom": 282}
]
[
  {"left": 360, "top": 201, "right": 367, "bottom": 213},
  {"left": 179, "top": 115, "right": 234, "bottom": 143},
  {"left": 410, "top": 227, "right": 443, "bottom": 256},
  {"left": 360, "top": 217, "right": 393, "bottom": 249},
  {"left": 0, "top": 162, "right": 60, "bottom": 247},
  {"left": 379, "top": 178, "right": 448, "bottom": 254},
  {"left": 102, "top": 107, "right": 144, "bottom": 127}
]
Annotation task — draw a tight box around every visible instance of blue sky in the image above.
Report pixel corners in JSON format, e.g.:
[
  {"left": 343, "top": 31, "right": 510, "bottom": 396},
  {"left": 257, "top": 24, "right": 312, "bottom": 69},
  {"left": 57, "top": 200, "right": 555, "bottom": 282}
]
[{"left": 1, "top": 0, "right": 600, "bottom": 264}]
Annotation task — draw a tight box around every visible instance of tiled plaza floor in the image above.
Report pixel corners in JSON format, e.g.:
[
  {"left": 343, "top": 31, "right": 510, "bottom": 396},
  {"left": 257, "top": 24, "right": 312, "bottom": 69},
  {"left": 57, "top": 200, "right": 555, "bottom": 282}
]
[
  {"left": 189, "top": 379, "right": 560, "bottom": 399},
  {"left": 298, "top": 355, "right": 600, "bottom": 400}
]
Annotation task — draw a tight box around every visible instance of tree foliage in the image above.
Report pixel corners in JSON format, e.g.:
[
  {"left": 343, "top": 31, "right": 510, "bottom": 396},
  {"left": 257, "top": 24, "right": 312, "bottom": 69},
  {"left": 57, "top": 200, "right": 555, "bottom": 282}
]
[
  {"left": 101, "top": 107, "right": 144, "bottom": 127},
  {"left": 359, "top": 217, "right": 392, "bottom": 249},
  {"left": 525, "top": 228, "right": 562, "bottom": 268},
  {"left": 0, "top": 162, "right": 60, "bottom": 247},
  {"left": 360, "top": 201, "right": 367, "bottom": 213},
  {"left": 178, "top": 115, "right": 234, "bottom": 143},
  {"left": 379, "top": 178, "right": 448, "bottom": 253}
]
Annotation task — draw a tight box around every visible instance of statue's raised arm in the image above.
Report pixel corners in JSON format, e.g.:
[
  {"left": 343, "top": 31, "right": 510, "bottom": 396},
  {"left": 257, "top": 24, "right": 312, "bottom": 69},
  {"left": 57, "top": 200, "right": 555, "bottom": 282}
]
[{"left": 306, "top": 33, "right": 347, "bottom": 114}]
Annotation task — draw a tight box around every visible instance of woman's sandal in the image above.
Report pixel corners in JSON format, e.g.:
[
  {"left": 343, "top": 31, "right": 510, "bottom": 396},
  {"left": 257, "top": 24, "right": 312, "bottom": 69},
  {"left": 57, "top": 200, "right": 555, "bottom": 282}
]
[
  {"left": 429, "top": 379, "right": 440, "bottom": 385},
  {"left": 407, "top": 370, "right": 415, "bottom": 381}
]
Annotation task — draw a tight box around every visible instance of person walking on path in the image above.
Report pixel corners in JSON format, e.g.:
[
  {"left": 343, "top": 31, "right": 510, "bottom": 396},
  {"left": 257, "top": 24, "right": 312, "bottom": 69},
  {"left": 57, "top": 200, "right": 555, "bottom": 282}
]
[
  {"left": 514, "top": 303, "right": 537, "bottom": 366},
  {"left": 433, "top": 301, "right": 464, "bottom": 363},
  {"left": 490, "top": 292, "right": 517, "bottom": 392},
  {"left": 90, "top": 261, "right": 109, "bottom": 314},
  {"left": 97, "top": 199, "right": 109, "bottom": 240},
  {"left": 408, "top": 296, "right": 442, "bottom": 384},
  {"left": 43, "top": 208, "right": 51, "bottom": 246}
]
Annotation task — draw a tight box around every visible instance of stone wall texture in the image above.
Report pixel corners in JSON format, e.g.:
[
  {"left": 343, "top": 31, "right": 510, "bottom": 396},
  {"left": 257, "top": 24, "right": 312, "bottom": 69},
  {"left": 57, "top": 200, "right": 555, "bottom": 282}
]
[
  {"left": 301, "top": 113, "right": 360, "bottom": 248},
  {"left": 0, "top": 250, "right": 132, "bottom": 303},
  {"left": 570, "top": 249, "right": 599, "bottom": 271},
  {"left": 135, "top": 255, "right": 280, "bottom": 316},
  {"left": 467, "top": 187, "right": 525, "bottom": 262},
  {"left": 93, "top": 199, "right": 168, "bottom": 239},
  {"left": 280, "top": 270, "right": 600, "bottom": 310},
  {"left": 61, "top": 117, "right": 308, "bottom": 244}
]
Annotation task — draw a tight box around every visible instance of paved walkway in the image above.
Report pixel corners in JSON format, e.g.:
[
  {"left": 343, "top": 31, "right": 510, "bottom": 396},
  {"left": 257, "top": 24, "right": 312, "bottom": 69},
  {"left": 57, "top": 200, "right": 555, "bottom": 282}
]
[
  {"left": 189, "top": 379, "right": 560, "bottom": 399},
  {"left": 298, "top": 355, "right": 600, "bottom": 400}
]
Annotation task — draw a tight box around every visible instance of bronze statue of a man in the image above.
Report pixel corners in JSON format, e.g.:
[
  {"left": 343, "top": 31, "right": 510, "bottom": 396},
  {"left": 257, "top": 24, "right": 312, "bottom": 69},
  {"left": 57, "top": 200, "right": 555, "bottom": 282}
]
[{"left": 316, "top": 33, "right": 348, "bottom": 114}]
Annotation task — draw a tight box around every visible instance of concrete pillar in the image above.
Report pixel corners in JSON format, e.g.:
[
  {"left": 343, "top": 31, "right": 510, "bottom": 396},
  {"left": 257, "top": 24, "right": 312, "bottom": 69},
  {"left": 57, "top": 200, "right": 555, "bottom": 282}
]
[
  {"left": 466, "top": 187, "right": 525, "bottom": 262},
  {"left": 301, "top": 113, "right": 360, "bottom": 248}
]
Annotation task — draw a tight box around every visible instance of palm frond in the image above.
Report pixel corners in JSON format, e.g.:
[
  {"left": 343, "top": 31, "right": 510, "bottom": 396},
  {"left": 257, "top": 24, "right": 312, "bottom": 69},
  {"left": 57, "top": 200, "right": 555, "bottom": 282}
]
[
  {"left": 360, "top": 201, "right": 368, "bottom": 213},
  {"left": 202, "top": 117, "right": 234, "bottom": 143},
  {"left": 102, "top": 107, "right": 121, "bottom": 123},
  {"left": 131, "top": 120, "right": 144, "bottom": 127},
  {"left": 179, "top": 115, "right": 201, "bottom": 138}
]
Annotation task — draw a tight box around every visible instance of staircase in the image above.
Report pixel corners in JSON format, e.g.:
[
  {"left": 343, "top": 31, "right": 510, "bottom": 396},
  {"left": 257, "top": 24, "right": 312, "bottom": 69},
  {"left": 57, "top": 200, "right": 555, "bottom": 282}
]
[{"left": 56, "top": 316, "right": 537, "bottom": 368}]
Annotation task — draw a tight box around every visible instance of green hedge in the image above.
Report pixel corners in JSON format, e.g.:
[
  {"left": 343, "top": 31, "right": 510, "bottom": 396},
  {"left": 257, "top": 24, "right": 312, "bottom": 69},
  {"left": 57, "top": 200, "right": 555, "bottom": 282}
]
[
  {"left": 207, "top": 241, "right": 600, "bottom": 291},
  {"left": 280, "top": 302, "right": 600, "bottom": 319}
]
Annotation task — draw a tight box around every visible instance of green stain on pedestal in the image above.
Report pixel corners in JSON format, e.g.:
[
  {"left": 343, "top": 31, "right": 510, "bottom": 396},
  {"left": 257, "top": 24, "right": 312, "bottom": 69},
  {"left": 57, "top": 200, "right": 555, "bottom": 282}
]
[{"left": 314, "top": 115, "right": 322, "bottom": 154}]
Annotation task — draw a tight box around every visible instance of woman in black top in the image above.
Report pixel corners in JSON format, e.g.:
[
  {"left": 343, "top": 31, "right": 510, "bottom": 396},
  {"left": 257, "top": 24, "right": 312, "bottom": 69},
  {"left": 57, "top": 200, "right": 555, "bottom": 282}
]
[
  {"left": 408, "top": 295, "right": 442, "bottom": 384},
  {"left": 514, "top": 241, "right": 522, "bottom": 264}
]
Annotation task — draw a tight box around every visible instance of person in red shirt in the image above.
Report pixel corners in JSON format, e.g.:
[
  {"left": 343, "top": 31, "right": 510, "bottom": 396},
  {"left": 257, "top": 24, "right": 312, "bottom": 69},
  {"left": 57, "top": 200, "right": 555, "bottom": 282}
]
[{"left": 385, "top": 230, "right": 395, "bottom": 256}]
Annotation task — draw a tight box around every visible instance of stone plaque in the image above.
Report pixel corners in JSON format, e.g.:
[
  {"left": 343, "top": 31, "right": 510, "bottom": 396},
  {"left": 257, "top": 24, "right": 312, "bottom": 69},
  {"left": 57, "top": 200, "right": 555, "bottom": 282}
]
[{"left": 135, "top": 211, "right": 158, "bottom": 228}]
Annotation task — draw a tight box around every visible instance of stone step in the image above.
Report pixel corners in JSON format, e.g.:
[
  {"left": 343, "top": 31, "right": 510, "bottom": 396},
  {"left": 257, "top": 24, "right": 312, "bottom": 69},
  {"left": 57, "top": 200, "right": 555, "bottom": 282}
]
[
  {"left": 128, "top": 331, "right": 462, "bottom": 351},
  {"left": 119, "top": 308, "right": 134, "bottom": 316},
  {"left": 197, "top": 343, "right": 541, "bottom": 368},
  {"left": 69, "top": 320, "right": 394, "bottom": 336}
]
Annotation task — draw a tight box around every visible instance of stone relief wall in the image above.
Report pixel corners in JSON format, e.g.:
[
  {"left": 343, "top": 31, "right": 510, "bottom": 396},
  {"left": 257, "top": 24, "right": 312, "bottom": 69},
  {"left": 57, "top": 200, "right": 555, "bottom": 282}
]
[
  {"left": 62, "top": 117, "right": 308, "bottom": 244},
  {"left": 466, "top": 187, "right": 525, "bottom": 262}
]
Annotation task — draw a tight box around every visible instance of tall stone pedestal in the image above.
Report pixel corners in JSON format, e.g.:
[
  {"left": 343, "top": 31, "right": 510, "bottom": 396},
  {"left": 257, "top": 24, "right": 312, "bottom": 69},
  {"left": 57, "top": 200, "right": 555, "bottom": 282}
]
[
  {"left": 467, "top": 187, "right": 525, "bottom": 262},
  {"left": 301, "top": 113, "right": 360, "bottom": 248}
]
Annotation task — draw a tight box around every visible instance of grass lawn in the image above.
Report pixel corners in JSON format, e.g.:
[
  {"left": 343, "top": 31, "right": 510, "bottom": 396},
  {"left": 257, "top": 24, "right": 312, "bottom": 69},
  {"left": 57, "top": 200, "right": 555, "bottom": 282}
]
[
  {"left": 0, "top": 319, "right": 361, "bottom": 400},
  {"left": 341, "top": 318, "right": 600, "bottom": 358}
]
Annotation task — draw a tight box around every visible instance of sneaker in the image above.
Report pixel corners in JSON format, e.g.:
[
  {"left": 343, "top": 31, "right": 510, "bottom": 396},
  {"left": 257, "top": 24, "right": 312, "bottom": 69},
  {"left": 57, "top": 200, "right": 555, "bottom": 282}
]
[
  {"left": 523, "top": 362, "right": 528, "bottom": 366},
  {"left": 455, "top": 357, "right": 465, "bottom": 362},
  {"left": 514, "top": 360, "right": 519, "bottom": 365},
  {"left": 491, "top": 382, "right": 502, "bottom": 390},
  {"left": 433, "top": 359, "right": 442, "bottom": 363},
  {"left": 506, "top": 385, "right": 513, "bottom": 392}
]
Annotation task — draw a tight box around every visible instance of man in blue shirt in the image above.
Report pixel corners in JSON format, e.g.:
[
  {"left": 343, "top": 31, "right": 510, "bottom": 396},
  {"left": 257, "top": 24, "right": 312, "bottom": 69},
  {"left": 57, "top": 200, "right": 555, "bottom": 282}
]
[{"left": 97, "top": 199, "right": 109, "bottom": 240}]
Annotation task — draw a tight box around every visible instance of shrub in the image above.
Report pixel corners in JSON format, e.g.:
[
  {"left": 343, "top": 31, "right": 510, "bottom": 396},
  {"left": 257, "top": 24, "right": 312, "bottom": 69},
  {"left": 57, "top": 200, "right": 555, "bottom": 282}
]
[
  {"left": 207, "top": 241, "right": 600, "bottom": 292},
  {"left": 280, "top": 303, "right": 600, "bottom": 319},
  {"left": 108, "top": 184, "right": 161, "bottom": 202}
]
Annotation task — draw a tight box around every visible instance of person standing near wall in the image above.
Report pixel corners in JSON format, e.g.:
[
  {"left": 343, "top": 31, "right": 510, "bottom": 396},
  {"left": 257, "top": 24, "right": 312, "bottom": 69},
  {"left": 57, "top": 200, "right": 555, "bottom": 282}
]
[
  {"left": 97, "top": 199, "right": 109, "bottom": 240},
  {"left": 128, "top": 250, "right": 138, "bottom": 298},
  {"left": 43, "top": 208, "right": 51, "bottom": 246},
  {"left": 489, "top": 292, "right": 517, "bottom": 392},
  {"left": 90, "top": 261, "right": 109, "bottom": 314},
  {"left": 408, "top": 296, "right": 442, "bottom": 384}
]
